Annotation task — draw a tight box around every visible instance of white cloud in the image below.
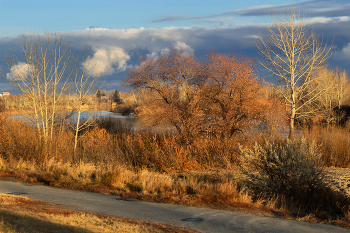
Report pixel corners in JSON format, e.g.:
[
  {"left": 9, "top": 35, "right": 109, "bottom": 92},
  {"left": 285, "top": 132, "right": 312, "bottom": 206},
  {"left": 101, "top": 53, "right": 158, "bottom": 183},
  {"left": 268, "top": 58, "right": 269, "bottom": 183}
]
[
  {"left": 334, "top": 43, "right": 350, "bottom": 60},
  {"left": 173, "top": 41, "right": 194, "bottom": 54},
  {"left": 159, "top": 41, "right": 194, "bottom": 56},
  {"left": 85, "top": 46, "right": 131, "bottom": 76},
  {"left": 6, "top": 62, "right": 34, "bottom": 81},
  {"left": 308, "top": 16, "right": 350, "bottom": 24},
  {"left": 62, "top": 20, "right": 350, "bottom": 77},
  {"left": 85, "top": 26, "right": 110, "bottom": 31}
]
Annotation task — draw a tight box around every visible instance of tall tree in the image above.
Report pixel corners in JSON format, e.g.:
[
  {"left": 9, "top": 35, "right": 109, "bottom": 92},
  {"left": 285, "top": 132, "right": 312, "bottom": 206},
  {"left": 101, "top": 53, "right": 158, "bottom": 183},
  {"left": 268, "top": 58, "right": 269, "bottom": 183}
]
[
  {"left": 5, "top": 32, "right": 73, "bottom": 143},
  {"left": 256, "top": 10, "right": 331, "bottom": 138},
  {"left": 72, "top": 49, "right": 101, "bottom": 161}
]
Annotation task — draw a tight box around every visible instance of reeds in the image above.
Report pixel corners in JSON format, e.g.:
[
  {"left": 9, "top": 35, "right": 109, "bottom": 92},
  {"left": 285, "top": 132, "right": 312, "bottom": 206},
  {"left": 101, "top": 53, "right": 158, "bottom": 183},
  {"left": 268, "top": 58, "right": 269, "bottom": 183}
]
[{"left": 299, "top": 125, "right": 350, "bottom": 167}]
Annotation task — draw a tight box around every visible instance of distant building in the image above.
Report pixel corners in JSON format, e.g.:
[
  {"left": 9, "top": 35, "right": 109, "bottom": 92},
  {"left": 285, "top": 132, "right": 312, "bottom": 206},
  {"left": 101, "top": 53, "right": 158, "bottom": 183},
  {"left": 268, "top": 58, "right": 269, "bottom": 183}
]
[{"left": 0, "top": 92, "right": 10, "bottom": 97}]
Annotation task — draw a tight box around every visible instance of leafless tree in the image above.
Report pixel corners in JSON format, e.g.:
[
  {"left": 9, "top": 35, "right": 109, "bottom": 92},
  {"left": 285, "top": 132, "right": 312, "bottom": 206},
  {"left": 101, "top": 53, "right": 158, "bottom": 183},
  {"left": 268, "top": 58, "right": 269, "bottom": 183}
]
[
  {"left": 300, "top": 67, "right": 350, "bottom": 124},
  {"left": 72, "top": 49, "right": 102, "bottom": 161},
  {"left": 256, "top": 9, "right": 332, "bottom": 138},
  {"left": 333, "top": 68, "right": 349, "bottom": 107},
  {"left": 5, "top": 32, "right": 73, "bottom": 143}
]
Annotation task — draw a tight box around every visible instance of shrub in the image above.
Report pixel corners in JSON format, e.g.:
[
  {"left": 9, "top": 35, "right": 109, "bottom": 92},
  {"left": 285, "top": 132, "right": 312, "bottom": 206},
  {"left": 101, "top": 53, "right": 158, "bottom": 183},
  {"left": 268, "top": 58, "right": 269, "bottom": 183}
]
[{"left": 239, "top": 139, "right": 325, "bottom": 204}]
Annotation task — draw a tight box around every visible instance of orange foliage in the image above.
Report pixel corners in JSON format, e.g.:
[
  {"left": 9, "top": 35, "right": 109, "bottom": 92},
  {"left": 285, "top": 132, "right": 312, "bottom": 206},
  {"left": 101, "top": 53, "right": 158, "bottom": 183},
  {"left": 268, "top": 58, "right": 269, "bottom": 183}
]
[{"left": 127, "top": 49, "right": 285, "bottom": 142}]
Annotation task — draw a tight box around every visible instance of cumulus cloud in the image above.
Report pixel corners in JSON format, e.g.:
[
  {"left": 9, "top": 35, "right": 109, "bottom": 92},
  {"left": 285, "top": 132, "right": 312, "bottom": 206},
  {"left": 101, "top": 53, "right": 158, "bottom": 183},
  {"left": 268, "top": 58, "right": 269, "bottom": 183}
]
[
  {"left": 64, "top": 18, "right": 349, "bottom": 76},
  {"left": 158, "top": 41, "right": 194, "bottom": 56},
  {"left": 85, "top": 46, "right": 131, "bottom": 76},
  {"left": 6, "top": 62, "right": 34, "bottom": 81}
]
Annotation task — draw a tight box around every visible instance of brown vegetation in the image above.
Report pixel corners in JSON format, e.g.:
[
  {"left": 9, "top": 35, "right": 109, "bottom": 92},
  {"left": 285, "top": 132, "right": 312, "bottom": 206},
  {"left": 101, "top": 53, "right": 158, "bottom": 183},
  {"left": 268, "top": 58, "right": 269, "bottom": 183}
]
[
  {"left": 1, "top": 115, "right": 350, "bottom": 227},
  {"left": 126, "top": 49, "right": 283, "bottom": 143}
]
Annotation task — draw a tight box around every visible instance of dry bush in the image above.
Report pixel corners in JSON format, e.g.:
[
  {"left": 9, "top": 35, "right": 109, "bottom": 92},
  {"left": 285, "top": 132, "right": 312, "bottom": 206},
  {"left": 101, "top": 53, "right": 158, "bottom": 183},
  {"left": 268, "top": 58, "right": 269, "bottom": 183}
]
[
  {"left": 240, "top": 138, "right": 350, "bottom": 215},
  {"left": 240, "top": 139, "right": 324, "bottom": 198}
]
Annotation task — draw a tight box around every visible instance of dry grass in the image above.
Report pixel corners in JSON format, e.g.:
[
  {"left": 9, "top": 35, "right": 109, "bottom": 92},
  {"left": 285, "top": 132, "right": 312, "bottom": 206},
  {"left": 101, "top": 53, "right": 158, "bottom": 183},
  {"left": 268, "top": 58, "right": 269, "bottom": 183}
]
[
  {"left": 0, "top": 156, "right": 286, "bottom": 217},
  {"left": 0, "top": 116, "right": 249, "bottom": 171},
  {"left": 1, "top": 116, "right": 350, "bottom": 228},
  {"left": 0, "top": 194, "right": 195, "bottom": 233},
  {"left": 1, "top": 153, "right": 350, "bottom": 228},
  {"left": 299, "top": 125, "right": 350, "bottom": 167}
]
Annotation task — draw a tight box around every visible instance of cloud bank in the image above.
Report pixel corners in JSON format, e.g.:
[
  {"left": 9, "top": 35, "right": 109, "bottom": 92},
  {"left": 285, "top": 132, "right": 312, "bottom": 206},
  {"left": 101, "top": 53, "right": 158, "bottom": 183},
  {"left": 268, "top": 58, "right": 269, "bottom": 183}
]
[{"left": 0, "top": 10, "right": 349, "bottom": 93}]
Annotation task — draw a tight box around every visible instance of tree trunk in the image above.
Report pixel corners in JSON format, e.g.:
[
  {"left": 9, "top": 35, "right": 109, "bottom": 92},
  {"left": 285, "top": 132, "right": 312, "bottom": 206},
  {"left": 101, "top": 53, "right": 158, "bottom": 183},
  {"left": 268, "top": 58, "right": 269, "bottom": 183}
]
[
  {"left": 289, "top": 110, "right": 295, "bottom": 139},
  {"left": 289, "top": 86, "right": 296, "bottom": 139}
]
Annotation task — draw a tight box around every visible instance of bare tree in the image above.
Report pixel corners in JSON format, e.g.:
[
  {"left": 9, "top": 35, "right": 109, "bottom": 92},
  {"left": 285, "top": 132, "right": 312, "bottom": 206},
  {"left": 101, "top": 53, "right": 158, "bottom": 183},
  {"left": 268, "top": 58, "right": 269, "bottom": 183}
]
[
  {"left": 300, "top": 67, "right": 350, "bottom": 124},
  {"left": 72, "top": 50, "right": 102, "bottom": 161},
  {"left": 5, "top": 32, "right": 73, "bottom": 143},
  {"left": 333, "top": 68, "right": 349, "bottom": 107},
  {"left": 256, "top": 9, "right": 332, "bottom": 138}
]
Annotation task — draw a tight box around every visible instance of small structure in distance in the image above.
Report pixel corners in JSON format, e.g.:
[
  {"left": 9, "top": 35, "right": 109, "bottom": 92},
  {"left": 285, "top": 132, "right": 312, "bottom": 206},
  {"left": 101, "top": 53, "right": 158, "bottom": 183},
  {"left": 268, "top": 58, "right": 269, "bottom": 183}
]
[{"left": 0, "top": 92, "right": 10, "bottom": 97}]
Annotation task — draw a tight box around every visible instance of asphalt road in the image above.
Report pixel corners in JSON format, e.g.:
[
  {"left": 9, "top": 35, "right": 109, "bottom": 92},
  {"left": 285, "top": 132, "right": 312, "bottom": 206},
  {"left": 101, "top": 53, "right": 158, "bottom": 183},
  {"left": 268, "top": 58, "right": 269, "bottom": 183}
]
[{"left": 0, "top": 180, "right": 349, "bottom": 233}]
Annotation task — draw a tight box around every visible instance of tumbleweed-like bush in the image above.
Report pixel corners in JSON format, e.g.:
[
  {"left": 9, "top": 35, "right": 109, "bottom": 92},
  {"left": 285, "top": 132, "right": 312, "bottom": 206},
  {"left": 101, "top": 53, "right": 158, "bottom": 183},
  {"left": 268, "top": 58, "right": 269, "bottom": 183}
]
[{"left": 239, "top": 138, "right": 349, "bottom": 214}]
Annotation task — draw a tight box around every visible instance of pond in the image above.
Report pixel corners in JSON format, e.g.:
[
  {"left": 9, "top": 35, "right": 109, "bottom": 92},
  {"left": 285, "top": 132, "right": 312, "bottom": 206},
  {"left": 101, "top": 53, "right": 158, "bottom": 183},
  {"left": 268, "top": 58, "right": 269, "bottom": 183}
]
[
  {"left": 9, "top": 111, "right": 173, "bottom": 132},
  {"left": 10, "top": 111, "right": 136, "bottom": 128}
]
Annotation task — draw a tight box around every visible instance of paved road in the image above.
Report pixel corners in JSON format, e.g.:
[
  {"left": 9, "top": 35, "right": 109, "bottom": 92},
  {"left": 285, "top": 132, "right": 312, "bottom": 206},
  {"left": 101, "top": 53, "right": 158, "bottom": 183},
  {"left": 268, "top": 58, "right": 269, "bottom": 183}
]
[{"left": 0, "top": 180, "right": 349, "bottom": 233}]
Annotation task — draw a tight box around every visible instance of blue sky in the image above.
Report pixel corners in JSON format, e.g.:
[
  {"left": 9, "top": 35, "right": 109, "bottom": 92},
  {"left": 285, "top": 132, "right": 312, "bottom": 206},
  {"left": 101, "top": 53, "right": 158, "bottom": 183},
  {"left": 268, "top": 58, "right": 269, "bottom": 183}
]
[
  {"left": 0, "top": 0, "right": 302, "bottom": 34},
  {"left": 0, "top": 0, "right": 350, "bottom": 93}
]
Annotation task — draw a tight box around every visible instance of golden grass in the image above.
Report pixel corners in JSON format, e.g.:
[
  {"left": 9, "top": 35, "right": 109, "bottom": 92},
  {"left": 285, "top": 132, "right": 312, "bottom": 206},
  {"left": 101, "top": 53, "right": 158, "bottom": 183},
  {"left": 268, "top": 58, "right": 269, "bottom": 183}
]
[
  {"left": 0, "top": 194, "right": 195, "bottom": 233},
  {"left": 1, "top": 116, "right": 350, "bottom": 228},
  {"left": 299, "top": 125, "right": 350, "bottom": 167}
]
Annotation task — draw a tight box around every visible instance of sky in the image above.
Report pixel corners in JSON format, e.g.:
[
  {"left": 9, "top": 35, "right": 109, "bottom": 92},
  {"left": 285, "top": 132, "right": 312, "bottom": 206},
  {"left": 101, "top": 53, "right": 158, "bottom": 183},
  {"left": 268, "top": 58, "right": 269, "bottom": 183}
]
[{"left": 0, "top": 0, "right": 350, "bottom": 93}]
